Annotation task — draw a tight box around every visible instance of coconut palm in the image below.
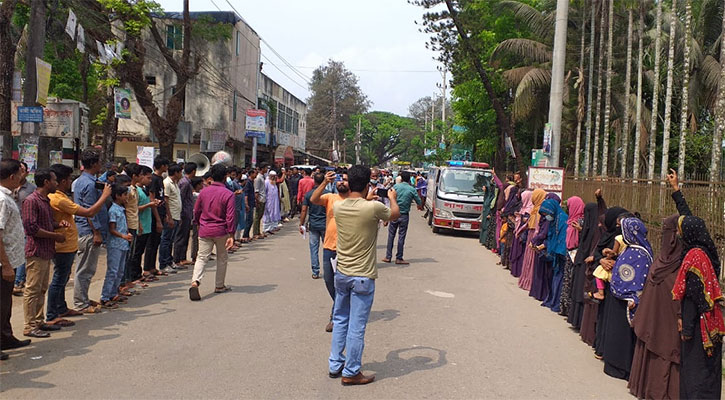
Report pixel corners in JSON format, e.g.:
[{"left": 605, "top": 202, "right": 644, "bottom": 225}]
[
  {"left": 633, "top": 3, "right": 644, "bottom": 178},
  {"left": 574, "top": 0, "right": 588, "bottom": 177},
  {"left": 593, "top": 0, "right": 606, "bottom": 175},
  {"left": 601, "top": 0, "right": 614, "bottom": 176},
  {"left": 648, "top": 0, "right": 663, "bottom": 180},
  {"left": 661, "top": 0, "right": 678, "bottom": 179},
  {"left": 710, "top": 0, "right": 725, "bottom": 181},
  {"left": 584, "top": 0, "right": 597, "bottom": 177},
  {"left": 621, "top": 5, "right": 634, "bottom": 178},
  {"left": 677, "top": 0, "right": 693, "bottom": 178}
]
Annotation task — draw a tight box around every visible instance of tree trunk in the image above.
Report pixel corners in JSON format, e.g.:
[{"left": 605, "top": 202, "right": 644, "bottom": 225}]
[
  {"left": 601, "top": 0, "right": 613, "bottom": 176},
  {"left": 100, "top": 89, "right": 117, "bottom": 163},
  {"left": 443, "top": 0, "right": 526, "bottom": 175},
  {"left": 574, "top": 0, "right": 587, "bottom": 178},
  {"left": 660, "top": 0, "right": 678, "bottom": 180},
  {"left": 593, "top": 0, "right": 606, "bottom": 175},
  {"left": 677, "top": 0, "right": 691, "bottom": 178},
  {"left": 584, "top": 0, "right": 596, "bottom": 176},
  {"left": 0, "top": 0, "right": 18, "bottom": 160},
  {"left": 21, "top": 0, "right": 45, "bottom": 147},
  {"left": 620, "top": 8, "right": 633, "bottom": 178},
  {"left": 633, "top": 3, "right": 644, "bottom": 179},
  {"left": 710, "top": 0, "right": 725, "bottom": 182},
  {"left": 648, "top": 0, "right": 663, "bottom": 180}
]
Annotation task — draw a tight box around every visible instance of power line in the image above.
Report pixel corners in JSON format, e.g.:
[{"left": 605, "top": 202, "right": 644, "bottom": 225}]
[{"left": 261, "top": 53, "right": 309, "bottom": 91}]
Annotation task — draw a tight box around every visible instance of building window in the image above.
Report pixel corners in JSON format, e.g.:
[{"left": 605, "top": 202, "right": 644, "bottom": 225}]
[
  {"left": 236, "top": 31, "right": 240, "bottom": 56},
  {"left": 146, "top": 75, "right": 156, "bottom": 85},
  {"left": 166, "top": 25, "right": 183, "bottom": 50},
  {"left": 233, "top": 92, "right": 237, "bottom": 122}
]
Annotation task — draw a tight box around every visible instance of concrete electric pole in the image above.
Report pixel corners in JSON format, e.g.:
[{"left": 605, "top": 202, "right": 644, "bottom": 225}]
[{"left": 546, "top": 0, "right": 569, "bottom": 167}]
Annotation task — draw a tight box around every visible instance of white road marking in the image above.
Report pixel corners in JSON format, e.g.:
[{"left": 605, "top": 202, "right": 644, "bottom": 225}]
[{"left": 425, "top": 290, "right": 455, "bottom": 298}]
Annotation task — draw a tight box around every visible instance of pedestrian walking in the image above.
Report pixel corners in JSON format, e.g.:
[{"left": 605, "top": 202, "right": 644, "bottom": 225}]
[
  {"left": 253, "top": 163, "right": 268, "bottom": 239},
  {"left": 47, "top": 164, "right": 110, "bottom": 323},
  {"left": 188, "top": 164, "right": 236, "bottom": 301},
  {"left": 382, "top": 171, "right": 421, "bottom": 265},
  {"left": 129, "top": 166, "right": 160, "bottom": 282},
  {"left": 296, "top": 168, "right": 314, "bottom": 205},
  {"left": 328, "top": 165, "right": 399, "bottom": 386},
  {"left": 21, "top": 169, "right": 68, "bottom": 338},
  {"left": 288, "top": 167, "right": 301, "bottom": 218},
  {"left": 300, "top": 172, "right": 327, "bottom": 279},
  {"left": 0, "top": 159, "right": 32, "bottom": 359},
  {"left": 263, "top": 171, "right": 280, "bottom": 234},
  {"left": 243, "top": 169, "right": 256, "bottom": 242}
]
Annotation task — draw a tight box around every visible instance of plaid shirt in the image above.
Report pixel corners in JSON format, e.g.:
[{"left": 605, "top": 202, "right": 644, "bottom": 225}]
[{"left": 22, "top": 190, "right": 56, "bottom": 259}]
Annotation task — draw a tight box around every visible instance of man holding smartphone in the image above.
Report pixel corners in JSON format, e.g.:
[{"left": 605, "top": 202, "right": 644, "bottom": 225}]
[
  {"left": 73, "top": 150, "right": 109, "bottom": 313},
  {"left": 328, "top": 165, "right": 399, "bottom": 386}
]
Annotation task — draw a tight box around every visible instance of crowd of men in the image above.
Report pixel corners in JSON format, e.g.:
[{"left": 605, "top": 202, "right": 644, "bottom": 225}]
[{"left": 0, "top": 151, "right": 428, "bottom": 386}]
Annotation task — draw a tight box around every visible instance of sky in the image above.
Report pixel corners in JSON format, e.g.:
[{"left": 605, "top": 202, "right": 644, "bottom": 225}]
[{"left": 156, "top": 0, "right": 446, "bottom": 116}]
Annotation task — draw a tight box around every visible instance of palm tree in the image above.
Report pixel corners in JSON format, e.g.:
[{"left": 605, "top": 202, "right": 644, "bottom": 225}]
[
  {"left": 648, "top": 0, "right": 663, "bottom": 180},
  {"left": 620, "top": 6, "right": 634, "bottom": 178},
  {"left": 661, "top": 0, "right": 678, "bottom": 179},
  {"left": 711, "top": 0, "right": 725, "bottom": 182},
  {"left": 633, "top": 3, "right": 644, "bottom": 179},
  {"left": 601, "top": 0, "right": 614, "bottom": 176},
  {"left": 677, "top": 0, "right": 692, "bottom": 178},
  {"left": 584, "top": 0, "right": 597, "bottom": 176},
  {"left": 574, "top": 0, "right": 588, "bottom": 177},
  {"left": 593, "top": 0, "right": 606, "bottom": 175}
]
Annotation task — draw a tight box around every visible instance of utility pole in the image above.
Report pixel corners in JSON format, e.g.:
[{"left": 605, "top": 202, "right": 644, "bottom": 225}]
[
  {"left": 439, "top": 68, "right": 447, "bottom": 142},
  {"left": 252, "top": 50, "right": 261, "bottom": 167},
  {"left": 331, "top": 89, "right": 337, "bottom": 163},
  {"left": 355, "top": 116, "right": 361, "bottom": 164},
  {"left": 431, "top": 95, "right": 435, "bottom": 133},
  {"left": 546, "top": 0, "right": 569, "bottom": 168}
]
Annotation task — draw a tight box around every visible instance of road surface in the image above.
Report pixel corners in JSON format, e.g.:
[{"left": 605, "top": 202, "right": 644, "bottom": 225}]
[{"left": 1, "top": 210, "right": 632, "bottom": 398}]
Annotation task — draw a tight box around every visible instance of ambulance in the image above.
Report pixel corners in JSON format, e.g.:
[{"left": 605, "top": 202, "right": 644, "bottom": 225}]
[{"left": 425, "top": 161, "right": 492, "bottom": 234}]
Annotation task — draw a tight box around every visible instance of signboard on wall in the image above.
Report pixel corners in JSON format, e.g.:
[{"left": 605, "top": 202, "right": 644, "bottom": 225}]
[
  {"left": 42, "top": 104, "right": 75, "bottom": 137},
  {"left": 200, "top": 129, "right": 227, "bottom": 152},
  {"left": 17, "top": 107, "right": 44, "bottom": 122},
  {"left": 527, "top": 166, "right": 565, "bottom": 198},
  {"left": 245, "top": 109, "right": 266, "bottom": 138},
  {"left": 136, "top": 146, "right": 155, "bottom": 168}
]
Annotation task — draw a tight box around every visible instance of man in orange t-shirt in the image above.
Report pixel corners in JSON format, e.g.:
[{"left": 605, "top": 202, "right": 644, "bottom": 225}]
[{"left": 311, "top": 170, "right": 349, "bottom": 333}]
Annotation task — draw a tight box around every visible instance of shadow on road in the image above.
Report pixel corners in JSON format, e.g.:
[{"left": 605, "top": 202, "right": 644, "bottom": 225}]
[
  {"left": 229, "top": 284, "right": 278, "bottom": 294},
  {"left": 361, "top": 346, "right": 447, "bottom": 382},
  {"left": 368, "top": 309, "right": 400, "bottom": 323}
]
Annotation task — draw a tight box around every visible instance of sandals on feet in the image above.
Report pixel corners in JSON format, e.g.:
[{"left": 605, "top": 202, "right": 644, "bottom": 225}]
[{"left": 214, "top": 286, "right": 232, "bottom": 293}]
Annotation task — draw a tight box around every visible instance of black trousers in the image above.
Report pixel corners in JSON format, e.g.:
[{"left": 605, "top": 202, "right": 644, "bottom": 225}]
[
  {"left": 143, "top": 229, "right": 160, "bottom": 272},
  {"left": 173, "top": 217, "right": 192, "bottom": 263},
  {"left": 128, "top": 233, "right": 149, "bottom": 279},
  {"left": 0, "top": 277, "right": 15, "bottom": 346}
]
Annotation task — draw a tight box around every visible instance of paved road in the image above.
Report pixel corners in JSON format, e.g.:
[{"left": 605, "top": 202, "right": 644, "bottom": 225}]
[{"left": 1, "top": 210, "right": 631, "bottom": 398}]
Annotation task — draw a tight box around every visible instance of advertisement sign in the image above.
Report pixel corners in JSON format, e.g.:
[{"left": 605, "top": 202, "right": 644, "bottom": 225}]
[
  {"left": 527, "top": 166, "right": 565, "bottom": 198},
  {"left": 19, "top": 144, "right": 38, "bottom": 182},
  {"left": 35, "top": 58, "right": 52, "bottom": 106},
  {"left": 114, "top": 88, "right": 132, "bottom": 119},
  {"left": 542, "top": 123, "right": 552, "bottom": 156},
  {"left": 531, "top": 149, "right": 547, "bottom": 167},
  {"left": 136, "top": 146, "right": 155, "bottom": 168},
  {"left": 42, "top": 105, "right": 74, "bottom": 137},
  {"left": 17, "top": 107, "right": 44, "bottom": 123},
  {"left": 50, "top": 150, "right": 63, "bottom": 165},
  {"left": 245, "top": 109, "right": 266, "bottom": 138},
  {"left": 200, "top": 129, "right": 227, "bottom": 152}
]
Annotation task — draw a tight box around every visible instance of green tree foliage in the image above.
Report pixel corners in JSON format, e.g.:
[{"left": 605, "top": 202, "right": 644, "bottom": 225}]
[
  {"left": 306, "top": 60, "right": 370, "bottom": 157},
  {"left": 343, "top": 111, "right": 424, "bottom": 166}
]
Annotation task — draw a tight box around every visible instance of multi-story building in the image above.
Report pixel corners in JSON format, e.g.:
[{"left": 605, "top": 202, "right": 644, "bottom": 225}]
[
  {"left": 113, "top": 11, "right": 265, "bottom": 165},
  {"left": 258, "top": 72, "right": 310, "bottom": 166}
]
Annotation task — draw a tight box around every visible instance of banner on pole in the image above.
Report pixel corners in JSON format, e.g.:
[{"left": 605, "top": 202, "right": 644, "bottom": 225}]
[
  {"left": 19, "top": 144, "right": 38, "bottom": 183},
  {"left": 114, "top": 88, "right": 132, "bottom": 119},
  {"left": 76, "top": 24, "right": 85, "bottom": 53},
  {"left": 542, "top": 123, "right": 552, "bottom": 156},
  {"left": 245, "top": 109, "right": 266, "bottom": 138},
  {"left": 65, "top": 9, "right": 77, "bottom": 39},
  {"left": 35, "top": 58, "right": 52, "bottom": 106},
  {"left": 136, "top": 146, "right": 155, "bottom": 168}
]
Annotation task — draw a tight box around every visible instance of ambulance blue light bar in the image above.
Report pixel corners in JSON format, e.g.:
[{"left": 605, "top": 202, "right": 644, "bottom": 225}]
[{"left": 447, "top": 161, "right": 490, "bottom": 168}]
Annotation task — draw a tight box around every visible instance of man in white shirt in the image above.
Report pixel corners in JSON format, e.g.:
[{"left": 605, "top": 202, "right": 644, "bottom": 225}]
[
  {"left": 0, "top": 159, "right": 33, "bottom": 359},
  {"left": 160, "top": 164, "right": 183, "bottom": 273}
]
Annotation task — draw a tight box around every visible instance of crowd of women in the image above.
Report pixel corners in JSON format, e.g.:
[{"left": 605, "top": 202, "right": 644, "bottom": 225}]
[{"left": 479, "top": 169, "right": 724, "bottom": 399}]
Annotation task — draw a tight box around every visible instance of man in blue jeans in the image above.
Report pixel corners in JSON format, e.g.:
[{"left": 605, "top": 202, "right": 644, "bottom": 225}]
[
  {"left": 299, "top": 173, "right": 327, "bottom": 279},
  {"left": 47, "top": 164, "right": 110, "bottom": 322},
  {"left": 328, "top": 165, "right": 399, "bottom": 386},
  {"left": 382, "top": 171, "right": 422, "bottom": 265}
]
